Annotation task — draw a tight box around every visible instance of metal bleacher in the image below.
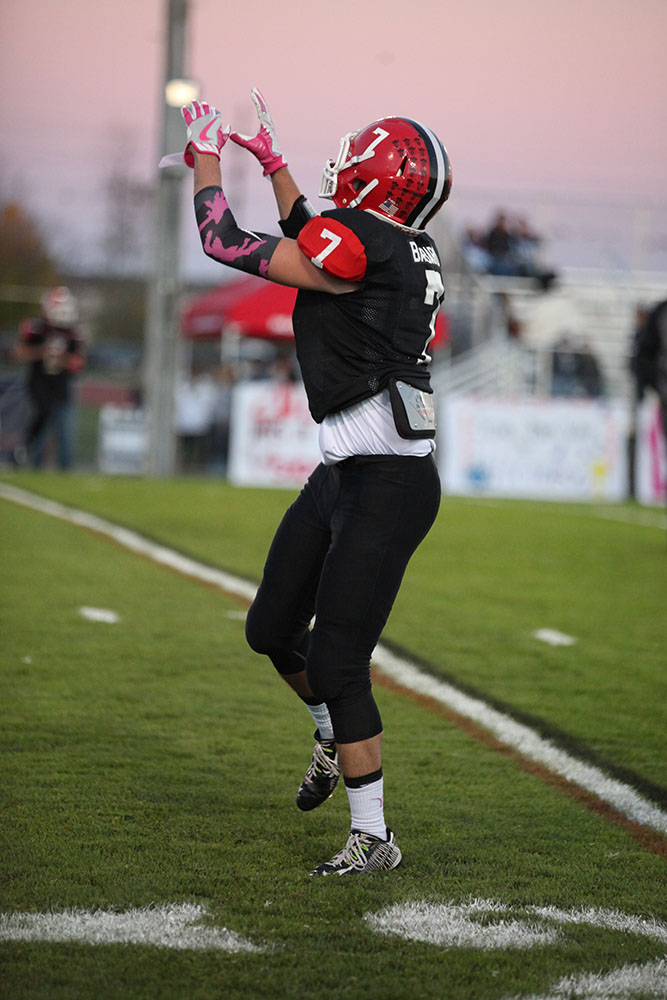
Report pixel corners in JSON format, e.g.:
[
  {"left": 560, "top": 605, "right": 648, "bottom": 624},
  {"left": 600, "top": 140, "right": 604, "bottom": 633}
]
[{"left": 429, "top": 211, "right": 667, "bottom": 402}]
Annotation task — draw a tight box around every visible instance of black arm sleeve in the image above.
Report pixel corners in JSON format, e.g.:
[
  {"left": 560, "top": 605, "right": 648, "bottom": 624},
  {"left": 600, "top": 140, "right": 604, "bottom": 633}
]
[
  {"left": 278, "top": 195, "right": 316, "bottom": 238},
  {"left": 195, "top": 185, "right": 281, "bottom": 278}
]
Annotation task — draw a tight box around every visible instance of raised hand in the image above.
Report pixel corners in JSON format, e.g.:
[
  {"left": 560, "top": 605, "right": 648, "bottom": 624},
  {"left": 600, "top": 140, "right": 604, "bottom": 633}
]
[
  {"left": 158, "top": 100, "right": 230, "bottom": 169},
  {"left": 230, "top": 88, "right": 287, "bottom": 176},
  {"left": 182, "top": 101, "right": 230, "bottom": 167}
]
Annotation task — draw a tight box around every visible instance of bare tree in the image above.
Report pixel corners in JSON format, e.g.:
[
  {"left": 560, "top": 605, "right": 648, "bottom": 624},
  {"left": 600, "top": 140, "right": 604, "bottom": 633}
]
[
  {"left": 102, "top": 126, "right": 153, "bottom": 276},
  {"left": 0, "top": 200, "right": 60, "bottom": 330}
]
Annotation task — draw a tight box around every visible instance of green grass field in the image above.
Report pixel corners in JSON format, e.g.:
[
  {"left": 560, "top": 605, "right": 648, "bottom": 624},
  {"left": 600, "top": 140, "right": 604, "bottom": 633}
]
[{"left": 1, "top": 471, "right": 666, "bottom": 1000}]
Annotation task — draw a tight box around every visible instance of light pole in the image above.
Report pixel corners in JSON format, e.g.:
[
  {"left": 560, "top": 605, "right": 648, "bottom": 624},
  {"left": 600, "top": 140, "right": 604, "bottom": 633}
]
[{"left": 143, "top": 0, "right": 198, "bottom": 477}]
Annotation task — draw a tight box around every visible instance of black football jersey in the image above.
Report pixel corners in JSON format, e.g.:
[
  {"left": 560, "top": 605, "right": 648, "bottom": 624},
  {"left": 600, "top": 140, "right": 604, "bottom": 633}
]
[
  {"left": 20, "top": 318, "right": 83, "bottom": 404},
  {"left": 292, "top": 208, "right": 444, "bottom": 423}
]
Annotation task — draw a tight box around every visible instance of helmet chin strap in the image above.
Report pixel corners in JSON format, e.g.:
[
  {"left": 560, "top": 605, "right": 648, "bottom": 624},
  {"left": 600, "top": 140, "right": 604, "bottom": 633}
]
[
  {"left": 364, "top": 209, "right": 424, "bottom": 234},
  {"left": 347, "top": 178, "right": 379, "bottom": 209}
]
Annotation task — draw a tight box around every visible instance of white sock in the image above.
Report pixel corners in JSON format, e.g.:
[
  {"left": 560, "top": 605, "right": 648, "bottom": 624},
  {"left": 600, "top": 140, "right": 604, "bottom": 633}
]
[
  {"left": 306, "top": 702, "right": 334, "bottom": 741},
  {"left": 345, "top": 776, "right": 387, "bottom": 839}
]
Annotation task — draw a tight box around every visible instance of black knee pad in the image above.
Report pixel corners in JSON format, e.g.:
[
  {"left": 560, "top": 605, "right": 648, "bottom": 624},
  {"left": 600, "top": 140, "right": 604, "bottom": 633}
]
[
  {"left": 246, "top": 602, "right": 309, "bottom": 677},
  {"left": 244, "top": 601, "right": 269, "bottom": 655},
  {"left": 305, "top": 648, "right": 369, "bottom": 711},
  {"left": 305, "top": 650, "right": 340, "bottom": 704},
  {"left": 327, "top": 689, "right": 383, "bottom": 745}
]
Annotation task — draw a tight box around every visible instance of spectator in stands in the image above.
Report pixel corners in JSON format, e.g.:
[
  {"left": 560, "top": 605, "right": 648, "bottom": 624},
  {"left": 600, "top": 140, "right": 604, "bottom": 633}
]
[
  {"left": 484, "top": 211, "right": 516, "bottom": 276},
  {"left": 13, "top": 286, "right": 85, "bottom": 469},
  {"left": 576, "top": 342, "right": 604, "bottom": 398},
  {"left": 515, "top": 216, "right": 557, "bottom": 290},
  {"left": 513, "top": 217, "right": 543, "bottom": 276},
  {"left": 461, "top": 226, "right": 490, "bottom": 273},
  {"left": 465, "top": 210, "right": 557, "bottom": 289},
  {"left": 550, "top": 335, "right": 581, "bottom": 397},
  {"left": 551, "top": 336, "right": 604, "bottom": 399}
]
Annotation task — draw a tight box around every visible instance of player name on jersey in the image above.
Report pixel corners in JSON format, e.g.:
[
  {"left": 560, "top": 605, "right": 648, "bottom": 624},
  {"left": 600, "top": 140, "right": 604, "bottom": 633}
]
[{"left": 409, "top": 242, "right": 440, "bottom": 266}]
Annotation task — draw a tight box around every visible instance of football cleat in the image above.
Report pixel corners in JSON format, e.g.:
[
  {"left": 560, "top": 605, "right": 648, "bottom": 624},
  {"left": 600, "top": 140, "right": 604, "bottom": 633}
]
[
  {"left": 309, "top": 829, "right": 402, "bottom": 876},
  {"left": 296, "top": 731, "right": 340, "bottom": 811}
]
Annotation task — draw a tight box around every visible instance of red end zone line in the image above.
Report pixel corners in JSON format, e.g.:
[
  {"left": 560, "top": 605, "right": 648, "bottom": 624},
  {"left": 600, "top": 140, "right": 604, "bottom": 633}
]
[{"left": 2, "top": 481, "right": 666, "bottom": 855}]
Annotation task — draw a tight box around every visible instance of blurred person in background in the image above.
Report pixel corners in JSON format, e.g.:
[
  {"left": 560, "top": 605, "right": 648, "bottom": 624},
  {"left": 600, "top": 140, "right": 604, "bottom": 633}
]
[
  {"left": 576, "top": 342, "right": 604, "bottom": 399},
  {"left": 461, "top": 226, "right": 490, "bottom": 273},
  {"left": 632, "top": 298, "right": 667, "bottom": 439},
  {"left": 484, "top": 210, "right": 515, "bottom": 275},
  {"left": 209, "top": 362, "right": 236, "bottom": 476},
  {"left": 169, "top": 90, "right": 450, "bottom": 876},
  {"left": 14, "top": 286, "right": 85, "bottom": 469},
  {"left": 173, "top": 361, "right": 218, "bottom": 474},
  {"left": 630, "top": 303, "right": 657, "bottom": 404},
  {"left": 550, "top": 334, "right": 580, "bottom": 397},
  {"left": 469, "top": 211, "right": 556, "bottom": 289}
]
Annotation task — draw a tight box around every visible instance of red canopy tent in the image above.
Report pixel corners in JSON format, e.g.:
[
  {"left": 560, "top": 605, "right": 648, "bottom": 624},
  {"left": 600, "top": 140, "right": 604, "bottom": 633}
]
[
  {"left": 181, "top": 273, "right": 450, "bottom": 347},
  {"left": 182, "top": 275, "right": 297, "bottom": 341}
]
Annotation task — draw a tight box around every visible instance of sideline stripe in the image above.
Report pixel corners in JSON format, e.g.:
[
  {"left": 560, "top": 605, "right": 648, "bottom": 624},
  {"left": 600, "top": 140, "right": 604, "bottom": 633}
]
[
  {"left": 371, "top": 646, "right": 667, "bottom": 837},
  {"left": 2, "top": 481, "right": 666, "bottom": 840},
  {"left": 0, "top": 482, "right": 257, "bottom": 602},
  {"left": 364, "top": 898, "right": 667, "bottom": 949},
  {"left": 593, "top": 507, "right": 666, "bottom": 530}
]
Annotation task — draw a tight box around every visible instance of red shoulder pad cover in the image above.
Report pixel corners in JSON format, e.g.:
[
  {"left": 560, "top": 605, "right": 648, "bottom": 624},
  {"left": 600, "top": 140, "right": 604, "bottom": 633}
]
[{"left": 297, "top": 216, "right": 367, "bottom": 281}]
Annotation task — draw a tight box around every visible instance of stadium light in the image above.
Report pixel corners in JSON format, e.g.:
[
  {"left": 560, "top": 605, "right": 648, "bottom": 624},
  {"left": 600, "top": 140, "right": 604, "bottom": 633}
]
[{"left": 165, "top": 78, "right": 199, "bottom": 107}]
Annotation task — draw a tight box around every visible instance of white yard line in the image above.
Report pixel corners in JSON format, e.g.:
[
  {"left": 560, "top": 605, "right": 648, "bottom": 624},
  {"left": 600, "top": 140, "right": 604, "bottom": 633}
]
[
  {"left": 0, "top": 902, "right": 262, "bottom": 952},
  {"left": 533, "top": 628, "right": 577, "bottom": 647},
  {"left": 2, "top": 481, "right": 666, "bottom": 837},
  {"left": 79, "top": 606, "right": 120, "bottom": 623},
  {"left": 518, "top": 959, "right": 667, "bottom": 1000},
  {"left": 364, "top": 899, "right": 667, "bottom": 950},
  {"left": 365, "top": 900, "right": 667, "bottom": 998}
]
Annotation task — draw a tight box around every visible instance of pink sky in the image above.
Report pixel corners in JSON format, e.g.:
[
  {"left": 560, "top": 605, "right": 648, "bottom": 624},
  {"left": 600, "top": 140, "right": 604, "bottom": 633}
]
[{"left": 1, "top": 0, "right": 666, "bottom": 275}]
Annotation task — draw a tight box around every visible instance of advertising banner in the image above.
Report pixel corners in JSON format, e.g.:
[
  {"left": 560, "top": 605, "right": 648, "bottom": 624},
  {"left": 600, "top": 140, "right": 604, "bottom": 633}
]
[
  {"left": 228, "top": 381, "right": 320, "bottom": 488},
  {"left": 98, "top": 405, "right": 148, "bottom": 475},
  {"left": 226, "top": 384, "right": 665, "bottom": 504},
  {"left": 440, "top": 397, "right": 629, "bottom": 501}
]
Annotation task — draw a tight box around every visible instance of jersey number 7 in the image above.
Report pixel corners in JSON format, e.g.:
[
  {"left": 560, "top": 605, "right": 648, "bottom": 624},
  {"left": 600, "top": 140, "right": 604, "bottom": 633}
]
[{"left": 421, "top": 269, "right": 445, "bottom": 360}]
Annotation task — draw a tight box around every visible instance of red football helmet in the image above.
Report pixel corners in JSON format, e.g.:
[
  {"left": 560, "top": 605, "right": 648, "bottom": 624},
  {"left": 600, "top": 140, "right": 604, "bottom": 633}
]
[
  {"left": 320, "top": 117, "right": 452, "bottom": 231},
  {"left": 41, "top": 286, "right": 78, "bottom": 326}
]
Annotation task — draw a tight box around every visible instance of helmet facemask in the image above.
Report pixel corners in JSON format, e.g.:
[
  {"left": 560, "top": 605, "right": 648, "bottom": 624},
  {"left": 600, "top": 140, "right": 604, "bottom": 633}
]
[
  {"left": 320, "top": 132, "right": 355, "bottom": 200},
  {"left": 319, "top": 126, "right": 390, "bottom": 207}
]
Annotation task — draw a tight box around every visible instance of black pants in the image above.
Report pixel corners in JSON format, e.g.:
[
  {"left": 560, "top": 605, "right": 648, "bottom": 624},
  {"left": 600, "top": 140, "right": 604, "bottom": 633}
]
[{"left": 245, "top": 454, "right": 441, "bottom": 743}]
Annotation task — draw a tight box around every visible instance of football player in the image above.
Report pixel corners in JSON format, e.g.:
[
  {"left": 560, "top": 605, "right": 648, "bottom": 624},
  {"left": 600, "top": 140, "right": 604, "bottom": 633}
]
[
  {"left": 14, "top": 287, "right": 85, "bottom": 469},
  {"left": 177, "top": 91, "right": 451, "bottom": 876}
]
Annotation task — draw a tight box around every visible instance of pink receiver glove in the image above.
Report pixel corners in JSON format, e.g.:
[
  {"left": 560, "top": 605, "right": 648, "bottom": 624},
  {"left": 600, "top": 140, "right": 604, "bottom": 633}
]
[
  {"left": 230, "top": 88, "right": 287, "bottom": 176},
  {"left": 182, "top": 101, "right": 230, "bottom": 167},
  {"left": 159, "top": 101, "right": 230, "bottom": 169}
]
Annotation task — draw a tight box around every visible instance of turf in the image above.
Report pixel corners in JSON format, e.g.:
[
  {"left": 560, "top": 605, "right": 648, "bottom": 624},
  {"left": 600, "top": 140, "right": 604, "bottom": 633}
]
[{"left": 1, "top": 471, "right": 666, "bottom": 999}]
